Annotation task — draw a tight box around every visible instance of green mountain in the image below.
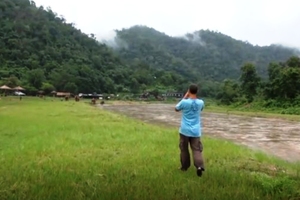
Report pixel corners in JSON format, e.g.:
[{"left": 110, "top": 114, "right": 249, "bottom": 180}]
[
  {"left": 110, "top": 25, "right": 299, "bottom": 82},
  {"left": 1, "top": 1, "right": 299, "bottom": 97},
  {"left": 0, "top": 0, "right": 188, "bottom": 95}
]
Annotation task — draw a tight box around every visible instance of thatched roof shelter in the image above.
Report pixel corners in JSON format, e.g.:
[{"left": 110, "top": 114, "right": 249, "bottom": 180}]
[
  {"left": 13, "top": 86, "right": 25, "bottom": 91},
  {"left": 0, "top": 85, "right": 12, "bottom": 90}
]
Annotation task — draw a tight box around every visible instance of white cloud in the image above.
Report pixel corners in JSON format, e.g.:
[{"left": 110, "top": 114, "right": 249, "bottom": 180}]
[{"left": 33, "top": 0, "right": 300, "bottom": 48}]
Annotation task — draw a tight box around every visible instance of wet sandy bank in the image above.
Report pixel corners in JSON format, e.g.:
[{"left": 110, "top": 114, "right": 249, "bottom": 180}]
[{"left": 102, "top": 104, "right": 300, "bottom": 162}]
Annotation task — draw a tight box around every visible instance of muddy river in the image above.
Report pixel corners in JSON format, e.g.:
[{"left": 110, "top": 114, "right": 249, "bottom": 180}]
[{"left": 101, "top": 103, "right": 300, "bottom": 162}]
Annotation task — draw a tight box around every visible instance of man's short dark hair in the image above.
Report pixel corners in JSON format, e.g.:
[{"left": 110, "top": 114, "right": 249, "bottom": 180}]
[{"left": 189, "top": 84, "right": 198, "bottom": 94}]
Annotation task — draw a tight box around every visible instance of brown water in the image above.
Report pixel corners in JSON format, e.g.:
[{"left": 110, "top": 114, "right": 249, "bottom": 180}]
[{"left": 101, "top": 103, "right": 300, "bottom": 162}]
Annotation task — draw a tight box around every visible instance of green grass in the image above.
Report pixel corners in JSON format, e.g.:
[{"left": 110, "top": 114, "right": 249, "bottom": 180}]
[{"left": 0, "top": 97, "right": 300, "bottom": 200}]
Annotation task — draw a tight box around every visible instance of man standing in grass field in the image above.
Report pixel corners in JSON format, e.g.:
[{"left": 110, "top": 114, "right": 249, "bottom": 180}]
[{"left": 175, "top": 84, "right": 205, "bottom": 177}]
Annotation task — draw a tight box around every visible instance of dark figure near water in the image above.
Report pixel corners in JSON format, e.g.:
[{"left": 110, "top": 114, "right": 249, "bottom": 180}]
[{"left": 75, "top": 95, "right": 80, "bottom": 102}]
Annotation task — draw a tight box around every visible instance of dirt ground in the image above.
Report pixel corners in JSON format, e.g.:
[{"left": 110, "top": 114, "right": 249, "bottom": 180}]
[{"left": 101, "top": 103, "right": 300, "bottom": 162}]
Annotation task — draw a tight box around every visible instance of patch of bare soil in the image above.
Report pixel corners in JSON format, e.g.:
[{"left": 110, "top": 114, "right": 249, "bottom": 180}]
[
  {"left": 108, "top": 101, "right": 150, "bottom": 105},
  {"left": 101, "top": 104, "right": 300, "bottom": 162}
]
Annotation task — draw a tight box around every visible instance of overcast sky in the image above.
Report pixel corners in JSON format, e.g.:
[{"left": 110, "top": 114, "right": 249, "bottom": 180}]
[{"left": 34, "top": 0, "right": 300, "bottom": 48}]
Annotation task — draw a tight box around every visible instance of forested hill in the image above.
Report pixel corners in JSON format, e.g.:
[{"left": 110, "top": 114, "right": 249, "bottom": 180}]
[
  {"left": 111, "top": 25, "right": 299, "bottom": 82},
  {"left": 1, "top": 1, "right": 299, "bottom": 96},
  {"left": 0, "top": 0, "right": 188, "bottom": 95}
]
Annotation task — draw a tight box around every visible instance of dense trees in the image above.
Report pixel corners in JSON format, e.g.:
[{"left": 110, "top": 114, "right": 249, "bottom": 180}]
[
  {"left": 0, "top": 0, "right": 187, "bottom": 95},
  {"left": 216, "top": 56, "right": 300, "bottom": 113},
  {"left": 107, "top": 26, "right": 300, "bottom": 103},
  {"left": 264, "top": 56, "right": 300, "bottom": 101},
  {"left": 113, "top": 25, "right": 299, "bottom": 82},
  {"left": 239, "top": 63, "right": 261, "bottom": 102},
  {"left": 217, "top": 79, "right": 239, "bottom": 105}
]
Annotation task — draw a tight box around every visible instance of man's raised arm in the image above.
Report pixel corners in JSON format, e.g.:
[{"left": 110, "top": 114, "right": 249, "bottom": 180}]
[
  {"left": 175, "top": 90, "right": 189, "bottom": 112},
  {"left": 175, "top": 101, "right": 182, "bottom": 112}
]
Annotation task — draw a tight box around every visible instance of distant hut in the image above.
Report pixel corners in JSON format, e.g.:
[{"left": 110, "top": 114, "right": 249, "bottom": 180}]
[
  {"left": 0, "top": 85, "right": 12, "bottom": 90},
  {"left": 51, "top": 91, "right": 56, "bottom": 97},
  {"left": 0, "top": 85, "right": 12, "bottom": 96},
  {"left": 13, "top": 86, "right": 25, "bottom": 91},
  {"left": 55, "top": 92, "right": 71, "bottom": 101},
  {"left": 56, "top": 92, "right": 71, "bottom": 97},
  {"left": 38, "top": 90, "right": 44, "bottom": 98}
]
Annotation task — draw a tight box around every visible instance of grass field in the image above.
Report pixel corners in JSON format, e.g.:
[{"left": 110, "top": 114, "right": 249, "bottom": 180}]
[{"left": 0, "top": 97, "right": 300, "bottom": 200}]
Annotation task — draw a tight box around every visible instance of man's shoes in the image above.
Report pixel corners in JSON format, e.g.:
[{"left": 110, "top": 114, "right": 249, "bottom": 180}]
[
  {"left": 178, "top": 167, "right": 187, "bottom": 171},
  {"left": 197, "top": 167, "right": 204, "bottom": 177}
]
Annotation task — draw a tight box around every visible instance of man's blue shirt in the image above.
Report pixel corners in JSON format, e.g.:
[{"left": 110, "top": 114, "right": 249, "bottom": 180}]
[{"left": 175, "top": 98, "right": 205, "bottom": 137}]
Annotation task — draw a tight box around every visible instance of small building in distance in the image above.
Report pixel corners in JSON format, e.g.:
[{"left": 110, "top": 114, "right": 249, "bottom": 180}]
[
  {"left": 55, "top": 92, "right": 72, "bottom": 97},
  {"left": 161, "top": 92, "right": 184, "bottom": 98},
  {"left": 78, "top": 93, "right": 103, "bottom": 99}
]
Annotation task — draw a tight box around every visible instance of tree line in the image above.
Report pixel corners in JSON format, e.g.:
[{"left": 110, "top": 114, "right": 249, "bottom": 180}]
[
  {"left": 1, "top": 0, "right": 300, "bottom": 113},
  {"left": 0, "top": 0, "right": 186, "bottom": 95},
  {"left": 217, "top": 56, "right": 300, "bottom": 114},
  {"left": 113, "top": 25, "right": 299, "bottom": 83}
]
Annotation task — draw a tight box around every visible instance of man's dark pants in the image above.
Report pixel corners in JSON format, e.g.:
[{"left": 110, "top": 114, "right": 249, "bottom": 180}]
[{"left": 179, "top": 133, "right": 204, "bottom": 170}]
